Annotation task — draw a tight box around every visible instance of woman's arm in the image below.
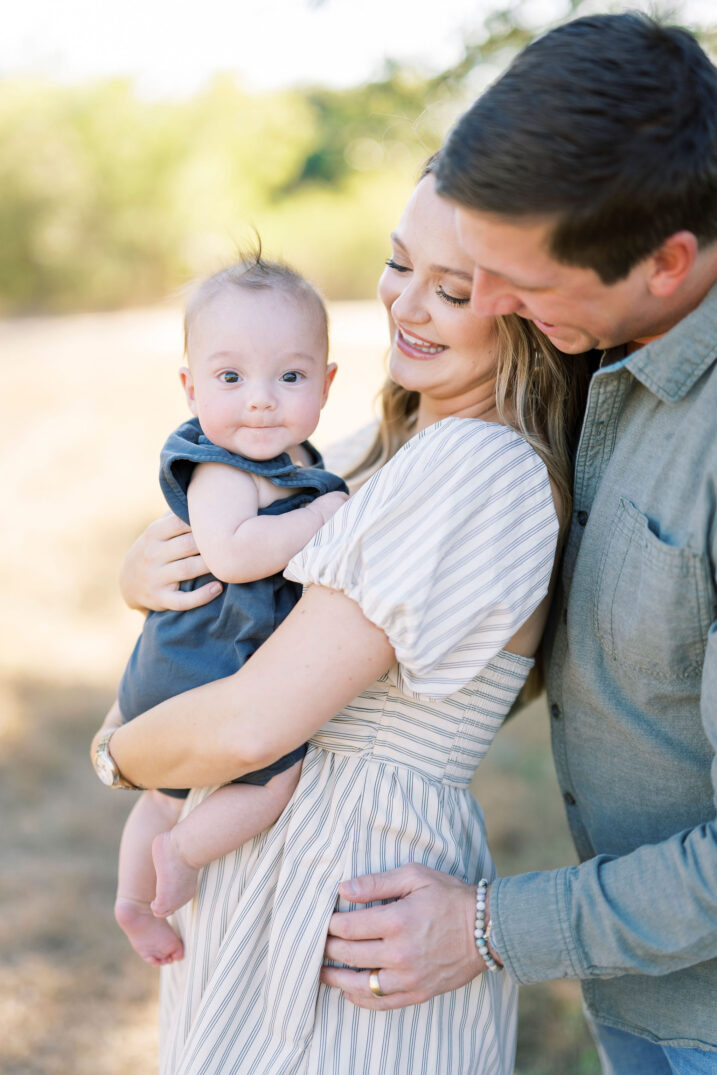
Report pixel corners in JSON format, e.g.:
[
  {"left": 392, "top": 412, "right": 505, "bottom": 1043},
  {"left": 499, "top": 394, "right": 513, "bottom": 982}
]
[
  {"left": 120, "top": 512, "right": 221, "bottom": 613},
  {"left": 110, "top": 585, "right": 395, "bottom": 789}
]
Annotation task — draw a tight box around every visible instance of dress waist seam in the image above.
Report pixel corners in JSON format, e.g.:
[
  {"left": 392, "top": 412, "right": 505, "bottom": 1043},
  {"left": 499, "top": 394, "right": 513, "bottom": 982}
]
[{"left": 307, "top": 741, "right": 473, "bottom": 789}]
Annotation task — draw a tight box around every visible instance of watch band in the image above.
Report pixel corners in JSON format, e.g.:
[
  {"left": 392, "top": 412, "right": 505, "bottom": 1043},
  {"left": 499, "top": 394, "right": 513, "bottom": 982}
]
[{"left": 93, "top": 728, "right": 139, "bottom": 789}]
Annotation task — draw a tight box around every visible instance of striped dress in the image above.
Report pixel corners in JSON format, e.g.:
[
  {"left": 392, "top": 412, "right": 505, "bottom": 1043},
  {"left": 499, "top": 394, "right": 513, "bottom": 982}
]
[{"left": 159, "top": 418, "right": 559, "bottom": 1075}]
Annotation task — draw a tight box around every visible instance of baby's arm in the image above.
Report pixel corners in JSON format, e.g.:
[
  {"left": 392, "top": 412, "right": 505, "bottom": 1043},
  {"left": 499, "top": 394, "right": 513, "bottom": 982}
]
[{"left": 188, "top": 462, "right": 347, "bottom": 583}]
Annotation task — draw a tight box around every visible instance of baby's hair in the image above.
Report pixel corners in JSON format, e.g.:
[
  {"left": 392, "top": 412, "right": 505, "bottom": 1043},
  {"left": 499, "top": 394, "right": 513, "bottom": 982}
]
[{"left": 183, "top": 243, "right": 328, "bottom": 358}]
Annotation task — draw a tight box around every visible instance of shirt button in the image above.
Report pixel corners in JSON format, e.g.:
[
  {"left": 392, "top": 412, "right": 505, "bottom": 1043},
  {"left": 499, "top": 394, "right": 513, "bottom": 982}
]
[
  {"left": 563, "top": 792, "right": 576, "bottom": 806},
  {"left": 550, "top": 703, "right": 561, "bottom": 720},
  {"left": 577, "top": 510, "right": 589, "bottom": 527}
]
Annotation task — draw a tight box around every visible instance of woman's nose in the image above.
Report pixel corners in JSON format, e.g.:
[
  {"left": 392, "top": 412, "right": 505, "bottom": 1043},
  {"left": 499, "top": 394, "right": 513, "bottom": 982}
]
[{"left": 390, "top": 282, "right": 429, "bottom": 325}]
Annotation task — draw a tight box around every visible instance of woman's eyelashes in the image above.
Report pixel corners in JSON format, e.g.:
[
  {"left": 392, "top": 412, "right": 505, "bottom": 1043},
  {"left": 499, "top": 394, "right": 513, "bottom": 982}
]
[
  {"left": 437, "top": 287, "right": 470, "bottom": 307},
  {"left": 385, "top": 258, "right": 470, "bottom": 308}
]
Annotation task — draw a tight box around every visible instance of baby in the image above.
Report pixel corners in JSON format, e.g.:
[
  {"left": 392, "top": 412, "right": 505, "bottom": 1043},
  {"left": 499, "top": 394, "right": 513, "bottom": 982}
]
[{"left": 98, "top": 255, "right": 347, "bottom": 966}]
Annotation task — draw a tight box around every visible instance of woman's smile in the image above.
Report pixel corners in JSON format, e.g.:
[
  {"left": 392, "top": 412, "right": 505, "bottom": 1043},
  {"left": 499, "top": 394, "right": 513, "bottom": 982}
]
[{"left": 396, "top": 325, "right": 448, "bottom": 358}]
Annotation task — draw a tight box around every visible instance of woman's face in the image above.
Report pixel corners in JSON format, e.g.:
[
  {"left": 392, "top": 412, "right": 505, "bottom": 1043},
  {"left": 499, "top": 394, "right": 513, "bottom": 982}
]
[{"left": 378, "top": 174, "right": 499, "bottom": 405}]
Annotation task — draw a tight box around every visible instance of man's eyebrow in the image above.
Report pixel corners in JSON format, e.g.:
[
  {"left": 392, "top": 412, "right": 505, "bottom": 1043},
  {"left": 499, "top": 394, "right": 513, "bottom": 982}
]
[
  {"left": 474, "top": 263, "right": 552, "bottom": 291},
  {"left": 390, "top": 233, "right": 474, "bottom": 282}
]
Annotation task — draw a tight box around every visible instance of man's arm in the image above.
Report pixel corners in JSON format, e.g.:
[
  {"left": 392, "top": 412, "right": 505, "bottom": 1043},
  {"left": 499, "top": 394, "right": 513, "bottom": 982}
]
[
  {"left": 488, "top": 621, "right": 717, "bottom": 985},
  {"left": 188, "top": 462, "right": 347, "bottom": 583},
  {"left": 321, "top": 620, "right": 717, "bottom": 1006}
]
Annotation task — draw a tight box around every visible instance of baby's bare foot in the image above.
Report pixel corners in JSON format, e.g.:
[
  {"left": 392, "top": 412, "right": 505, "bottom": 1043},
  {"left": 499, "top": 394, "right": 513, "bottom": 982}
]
[
  {"left": 114, "top": 896, "right": 184, "bottom": 966},
  {"left": 151, "top": 830, "right": 199, "bottom": 917}
]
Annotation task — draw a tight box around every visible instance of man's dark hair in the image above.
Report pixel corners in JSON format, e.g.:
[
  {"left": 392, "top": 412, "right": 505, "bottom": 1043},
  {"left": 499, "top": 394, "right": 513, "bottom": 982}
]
[{"left": 436, "top": 13, "right": 717, "bottom": 283}]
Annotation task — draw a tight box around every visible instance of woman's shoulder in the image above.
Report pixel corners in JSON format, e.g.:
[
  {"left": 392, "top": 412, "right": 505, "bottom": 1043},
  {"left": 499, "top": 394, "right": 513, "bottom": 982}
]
[{"left": 388, "top": 417, "right": 547, "bottom": 485}]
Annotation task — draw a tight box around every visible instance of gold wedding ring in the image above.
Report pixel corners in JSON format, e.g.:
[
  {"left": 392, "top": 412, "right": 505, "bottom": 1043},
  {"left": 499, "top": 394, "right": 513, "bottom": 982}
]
[{"left": 368, "top": 968, "right": 386, "bottom": 998}]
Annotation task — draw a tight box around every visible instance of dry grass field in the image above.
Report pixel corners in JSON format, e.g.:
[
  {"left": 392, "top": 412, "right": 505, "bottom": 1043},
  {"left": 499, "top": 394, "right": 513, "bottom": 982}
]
[{"left": 0, "top": 303, "right": 598, "bottom": 1074}]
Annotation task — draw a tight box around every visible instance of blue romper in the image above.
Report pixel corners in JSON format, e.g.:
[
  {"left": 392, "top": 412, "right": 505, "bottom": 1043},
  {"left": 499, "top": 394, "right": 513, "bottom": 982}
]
[{"left": 118, "top": 417, "right": 348, "bottom": 798}]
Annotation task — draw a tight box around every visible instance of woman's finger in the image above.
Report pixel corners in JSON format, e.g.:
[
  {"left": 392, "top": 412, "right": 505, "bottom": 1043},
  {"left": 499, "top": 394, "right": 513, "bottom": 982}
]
[
  {"left": 150, "top": 512, "right": 193, "bottom": 541},
  {"left": 164, "top": 530, "right": 201, "bottom": 562},
  {"left": 163, "top": 552, "right": 209, "bottom": 583},
  {"left": 160, "top": 580, "right": 222, "bottom": 612}
]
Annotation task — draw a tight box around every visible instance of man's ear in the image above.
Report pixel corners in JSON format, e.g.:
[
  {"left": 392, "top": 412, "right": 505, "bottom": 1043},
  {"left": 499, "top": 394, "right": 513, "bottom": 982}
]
[
  {"left": 179, "top": 367, "right": 198, "bottom": 415},
  {"left": 321, "top": 363, "right": 338, "bottom": 407},
  {"left": 647, "top": 231, "right": 698, "bottom": 298}
]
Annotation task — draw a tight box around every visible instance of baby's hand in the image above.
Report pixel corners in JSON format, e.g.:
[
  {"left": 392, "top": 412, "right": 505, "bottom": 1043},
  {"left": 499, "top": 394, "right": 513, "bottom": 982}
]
[{"left": 305, "top": 490, "right": 349, "bottom": 528}]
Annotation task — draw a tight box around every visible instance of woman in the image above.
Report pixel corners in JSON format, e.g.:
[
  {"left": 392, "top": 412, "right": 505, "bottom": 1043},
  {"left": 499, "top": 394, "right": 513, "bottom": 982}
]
[{"left": 98, "top": 161, "right": 588, "bottom": 1074}]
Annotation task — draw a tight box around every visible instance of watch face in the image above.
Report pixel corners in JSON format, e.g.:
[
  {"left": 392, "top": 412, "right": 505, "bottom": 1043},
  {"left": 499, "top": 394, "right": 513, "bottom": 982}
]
[{"left": 95, "top": 751, "right": 116, "bottom": 786}]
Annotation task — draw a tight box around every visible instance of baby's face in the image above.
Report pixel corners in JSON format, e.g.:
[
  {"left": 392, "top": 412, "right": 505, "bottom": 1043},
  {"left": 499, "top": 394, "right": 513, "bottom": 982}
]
[{"left": 181, "top": 286, "right": 335, "bottom": 460}]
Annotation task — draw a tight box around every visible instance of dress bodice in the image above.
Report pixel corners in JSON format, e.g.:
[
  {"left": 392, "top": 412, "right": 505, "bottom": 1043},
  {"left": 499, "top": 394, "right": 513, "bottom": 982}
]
[{"left": 311, "top": 649, "right": 532, "bottom": 787}]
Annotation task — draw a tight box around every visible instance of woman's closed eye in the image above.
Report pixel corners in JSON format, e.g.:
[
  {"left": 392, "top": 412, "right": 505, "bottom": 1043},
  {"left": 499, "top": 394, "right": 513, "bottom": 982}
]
[
  {"left": 436, "top": 286, "right": 470, "bottom": 308},
  {"left": 385, "top": 258, "right": 469, "bottom": 307}
]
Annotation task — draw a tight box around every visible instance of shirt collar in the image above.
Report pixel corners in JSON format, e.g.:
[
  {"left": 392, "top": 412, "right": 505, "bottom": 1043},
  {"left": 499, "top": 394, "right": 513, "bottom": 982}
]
[{"left": 598, "top": 279, "right": 717, "bottom": 402}]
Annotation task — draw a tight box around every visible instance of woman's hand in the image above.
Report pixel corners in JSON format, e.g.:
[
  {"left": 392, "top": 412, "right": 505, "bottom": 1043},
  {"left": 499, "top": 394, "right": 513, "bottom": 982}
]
[
  {"left": 120, "top": 512, "right": 221, "bottom": 613},
  {"left": 89, "top": 698, "right": 124, "bottom": 761}
]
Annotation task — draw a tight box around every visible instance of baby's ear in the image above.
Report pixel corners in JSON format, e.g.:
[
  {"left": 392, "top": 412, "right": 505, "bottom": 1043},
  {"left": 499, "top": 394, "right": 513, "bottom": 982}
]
[
  {"left": 321, "top": 363, "right": 338, "bottom": 406},
  {"left": 179, "top": 367, "right": 198, "bottom": 415}
]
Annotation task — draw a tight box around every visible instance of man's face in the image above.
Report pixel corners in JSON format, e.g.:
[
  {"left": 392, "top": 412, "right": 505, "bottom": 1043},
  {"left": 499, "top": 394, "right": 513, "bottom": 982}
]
[{"left": 454, "top": 206, "right": 658, "bottom": 353}]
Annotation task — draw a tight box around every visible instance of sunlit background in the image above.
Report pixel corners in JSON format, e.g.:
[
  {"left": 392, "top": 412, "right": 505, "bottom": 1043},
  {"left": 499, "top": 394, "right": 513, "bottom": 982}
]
[{"left": 2, "top": 2, "right": 715, "bottom": 1072}]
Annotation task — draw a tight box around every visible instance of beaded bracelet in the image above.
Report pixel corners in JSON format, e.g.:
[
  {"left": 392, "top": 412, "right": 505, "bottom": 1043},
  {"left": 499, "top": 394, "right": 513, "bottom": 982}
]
[{"left": 474, "top": 878, "right": 501, "bottom": 972}]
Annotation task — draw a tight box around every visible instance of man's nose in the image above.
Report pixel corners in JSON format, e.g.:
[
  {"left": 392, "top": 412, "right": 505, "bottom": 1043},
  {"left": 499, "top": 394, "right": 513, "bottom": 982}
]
[{"left": 470, "top": 270, "right": 522, "bottom": 317}]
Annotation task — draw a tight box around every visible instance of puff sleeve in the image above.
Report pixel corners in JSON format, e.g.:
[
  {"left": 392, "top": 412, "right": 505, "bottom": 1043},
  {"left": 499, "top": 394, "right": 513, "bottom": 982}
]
[{"left": 285, "top": 418, "right": 559, "bottom": 697}]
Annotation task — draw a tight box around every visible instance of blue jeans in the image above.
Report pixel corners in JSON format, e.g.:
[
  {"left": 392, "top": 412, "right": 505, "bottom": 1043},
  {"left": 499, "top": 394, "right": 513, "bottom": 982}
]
[{"left": 591, "top": 1019, "right": 717, "bottom": 1074}]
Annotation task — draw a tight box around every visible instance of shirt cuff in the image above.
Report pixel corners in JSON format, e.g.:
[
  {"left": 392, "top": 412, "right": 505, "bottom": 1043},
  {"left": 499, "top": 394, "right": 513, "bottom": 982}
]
[{"left": 490, "top": 868, "right": 587, "bottom": 984}]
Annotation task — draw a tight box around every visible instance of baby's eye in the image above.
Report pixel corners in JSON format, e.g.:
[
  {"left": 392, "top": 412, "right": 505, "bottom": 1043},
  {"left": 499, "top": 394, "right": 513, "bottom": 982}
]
[
  {"left": 219, "top": 370, "right": 240, "bottom": 383},
  {"left": 280, "top": 371, "right": 304, "bottom": 383},
  {"left": 385, "top": 258, "right": 410, "bottom": 273}
]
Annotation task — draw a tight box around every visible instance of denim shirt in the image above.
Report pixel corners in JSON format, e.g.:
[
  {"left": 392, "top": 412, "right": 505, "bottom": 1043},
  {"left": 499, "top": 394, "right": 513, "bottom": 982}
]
[{"left": 491, "top": 281, "right": 717, "bottom": 1048}]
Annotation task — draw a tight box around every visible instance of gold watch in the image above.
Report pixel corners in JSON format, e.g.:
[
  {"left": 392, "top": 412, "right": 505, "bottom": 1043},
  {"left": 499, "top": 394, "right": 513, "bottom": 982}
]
[{"left": 93, "top": 729, "right": 138, "bottom": 789}]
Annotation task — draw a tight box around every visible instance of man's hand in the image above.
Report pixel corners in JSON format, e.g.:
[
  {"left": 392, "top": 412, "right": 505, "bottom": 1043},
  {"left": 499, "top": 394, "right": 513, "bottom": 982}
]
[
  {"left": 320, "top": 864, "right": 486, "bottom": 1009},
  {"left": 119, "top": 512, "right": 221, "bottom": 613}
]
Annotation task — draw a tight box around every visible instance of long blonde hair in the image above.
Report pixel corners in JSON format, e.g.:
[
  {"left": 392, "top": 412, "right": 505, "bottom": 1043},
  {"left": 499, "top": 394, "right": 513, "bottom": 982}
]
[{"left": 346, "top": 157, "right": 591, "bottom": 700}]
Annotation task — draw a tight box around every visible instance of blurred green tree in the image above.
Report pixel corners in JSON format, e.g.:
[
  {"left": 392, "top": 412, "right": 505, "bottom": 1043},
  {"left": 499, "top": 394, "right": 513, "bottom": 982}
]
[{"left": 0, "top": 0, "right": 712, "bottom": 313}]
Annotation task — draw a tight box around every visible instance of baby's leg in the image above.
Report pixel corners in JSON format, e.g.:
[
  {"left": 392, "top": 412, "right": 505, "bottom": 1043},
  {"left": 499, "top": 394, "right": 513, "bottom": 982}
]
[
  {"left": 114, "top": 790, "right": 185, "bottom": 966},
  {"left": 152, "top": 759, "right": 302, "bottom": 917}
]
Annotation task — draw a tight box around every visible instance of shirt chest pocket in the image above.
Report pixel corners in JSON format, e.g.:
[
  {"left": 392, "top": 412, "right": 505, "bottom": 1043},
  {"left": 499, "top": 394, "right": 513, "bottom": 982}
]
[{"left": 593, "top": 498, "right": 713, "bottom": 680}]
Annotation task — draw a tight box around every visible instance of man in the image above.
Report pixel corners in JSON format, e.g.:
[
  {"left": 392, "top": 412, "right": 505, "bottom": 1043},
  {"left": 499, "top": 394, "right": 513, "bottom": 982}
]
[{"left": 321, "top": 14, "right": 717, "bottom": 1071}]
